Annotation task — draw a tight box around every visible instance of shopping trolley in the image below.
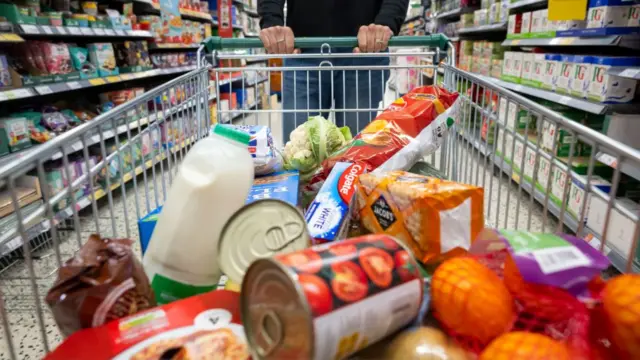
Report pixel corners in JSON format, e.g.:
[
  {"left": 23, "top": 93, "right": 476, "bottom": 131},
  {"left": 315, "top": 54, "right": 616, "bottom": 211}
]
[{"left": 0, "top": 33, "right": 637, "bottom": 359}]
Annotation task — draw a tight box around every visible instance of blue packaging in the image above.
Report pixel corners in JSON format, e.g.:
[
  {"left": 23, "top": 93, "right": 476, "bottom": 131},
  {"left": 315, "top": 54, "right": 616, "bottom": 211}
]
[
  {"left": 138, "top": 206, "right": 162, "bottom": 255},
  {"left": 246, "top": 170, "right": 300, "bottom": 206},
  {"left": 304, "top": 162, "right": 366, "bottom": 244}
]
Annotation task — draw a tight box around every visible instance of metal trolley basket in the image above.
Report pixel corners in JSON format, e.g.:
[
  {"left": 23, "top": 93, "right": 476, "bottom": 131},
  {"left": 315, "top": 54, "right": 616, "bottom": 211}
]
[{"left": 0, "top": 34, "right": 638, "bottom": 359}]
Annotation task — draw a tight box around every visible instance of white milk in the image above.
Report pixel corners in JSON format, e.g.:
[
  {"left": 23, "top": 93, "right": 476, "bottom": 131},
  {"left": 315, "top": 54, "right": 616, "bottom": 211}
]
[{"left": 143, "top": 124, "right": 254, "bottom": 304}]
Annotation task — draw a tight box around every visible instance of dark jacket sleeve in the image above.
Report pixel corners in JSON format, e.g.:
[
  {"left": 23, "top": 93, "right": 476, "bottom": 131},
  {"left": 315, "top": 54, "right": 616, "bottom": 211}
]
[
  {"left": 258, "top": 0, "right": 285, "bottom": 29},
  {"left": 374, "top": 0, "right": 410, "bottom": 35}
]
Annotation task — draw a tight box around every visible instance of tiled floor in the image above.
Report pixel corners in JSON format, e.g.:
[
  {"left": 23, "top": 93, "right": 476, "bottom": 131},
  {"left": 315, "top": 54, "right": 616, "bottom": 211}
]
[{"left": 0, "top": 96, "right": 559, "bottom": 359}]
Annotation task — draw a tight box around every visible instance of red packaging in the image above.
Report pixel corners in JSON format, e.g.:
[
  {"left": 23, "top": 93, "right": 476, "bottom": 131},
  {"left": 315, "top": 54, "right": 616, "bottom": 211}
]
[
  {"left": 375, "top": 86, "right": 459, "bottom": 138},
  {"left": 220, "top": 92, "right": 238, "bottom": 109},
  {"left": 45, "top": 290, "right": 249, "bottom": 360}
]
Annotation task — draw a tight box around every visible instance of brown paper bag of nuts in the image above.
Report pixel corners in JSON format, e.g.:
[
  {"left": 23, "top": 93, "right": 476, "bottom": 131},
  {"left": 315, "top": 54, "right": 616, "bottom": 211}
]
[{"left": 46, "top": 234, "right": 156, "bottom": 337}]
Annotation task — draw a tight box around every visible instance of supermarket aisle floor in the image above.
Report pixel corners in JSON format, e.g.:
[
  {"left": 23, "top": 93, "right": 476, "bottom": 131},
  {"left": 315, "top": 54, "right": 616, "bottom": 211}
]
[{"left": 0, "top": 102, "right": 558, "bottom": 360}]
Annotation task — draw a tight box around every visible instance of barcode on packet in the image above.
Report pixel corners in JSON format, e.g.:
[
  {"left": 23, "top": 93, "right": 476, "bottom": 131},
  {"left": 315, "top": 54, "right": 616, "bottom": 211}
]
[{"left": 531, "top": 247, "right": 592, "bottom": 275}]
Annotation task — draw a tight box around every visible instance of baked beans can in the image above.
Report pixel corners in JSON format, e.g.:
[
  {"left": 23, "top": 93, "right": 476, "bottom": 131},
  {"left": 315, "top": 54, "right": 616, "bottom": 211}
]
[
  {"left": 218, "top": 199, "right": 311, "bottom": 285},
  {"left": 241, "top": 234, "right": 424, "bottom": 360}
]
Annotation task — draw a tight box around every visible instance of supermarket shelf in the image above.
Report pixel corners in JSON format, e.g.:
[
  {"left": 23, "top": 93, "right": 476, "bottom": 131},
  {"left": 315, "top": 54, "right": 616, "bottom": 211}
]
[
  {"left": 508, "top": 0, "right": 548, "bottom": 11},
  {"left": 0, "top": 66, "right": 196, "bottom": 104},
  {"left": 0, "top": 33, "right": 24, "bottom": 43},
  {"left": 179, "top": 9, "right": 213, "bottom": 21},
  {"left": 596, "top": 152, "right": 640, "bottom": 182},
  {"left": 404, "top": 15, "right": 423, "bottom": 23},
  {"left": 220, "top": 103, "right": 259, "bottom": 123},
  {"left": 458, "top": 22, "right": 508, "bottom": 35},
  {"left": 0, "top": 138, "right": 194, "bottom": 258},
  {"left": 18, "top": 24, "right": 152, "bottom": 38},
  {"left": 148, "top": 43, "right": 200, "bottom": 50},
  {"left": 449, "top": 36, "right": 459, "bottom": 42},
  {"left": 502, "top": 35, "right": 640, "bottom": 49},
  {"left": 461, "top": 131, "right": 636, "bottom": 273},
  {"left": 479, "top": 75, "right": 638, "bottom": 115},
  {"left": 436, "top": 7, "right": 476, "bottom": 20},
  {"left": 608, "top": 67, "right": 640, "bottom": 80},
  {"left": 580, "top": 229, "right": 640, "bottom": 273}
]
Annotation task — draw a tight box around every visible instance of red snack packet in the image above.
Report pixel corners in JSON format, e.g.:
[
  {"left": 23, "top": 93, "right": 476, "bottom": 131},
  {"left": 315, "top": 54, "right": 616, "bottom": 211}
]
[{"left": 375, "top": 86, "right": 458, "bottom": 137}]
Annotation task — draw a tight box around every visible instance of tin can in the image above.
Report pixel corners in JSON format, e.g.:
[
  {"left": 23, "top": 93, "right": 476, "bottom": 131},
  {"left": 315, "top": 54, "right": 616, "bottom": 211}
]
[
  {"left": 218, "top": 199, "right": 310, "bottom": 285},
  {"left": 241, "top": 234, "right": 424, "bottom": 360}
]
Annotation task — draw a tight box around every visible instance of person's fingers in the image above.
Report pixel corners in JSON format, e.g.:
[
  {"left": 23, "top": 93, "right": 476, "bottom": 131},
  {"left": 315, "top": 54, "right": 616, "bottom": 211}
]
[
  {"left": 259, "top": 29, "right": 273, "bottom": 53},
  {"left": 284, "top": 27, "right": 295, "bottom": 54},
  {"left": 357, "top": 25, "right": 368, "bottom": 53},
  {"left": 353, "top": 47, "right": 361, "bottom": 53},
  {"left": 264, "top": 28, "right": 279, "bottom": 53},
  {"left": 374, "top": 26, "right": 386, "bottom": 52},
  {"left": 366, "top": 24, "right": 376, "bottom": 52},
  {"left": 381, "top": 26, "right": 392, "bottom": 51},
  {"left": 275, "top": 26, "right": 288, "bottom": 54},
  {"left": 294, "top": 48, "right": 301, "bottom": 54}
]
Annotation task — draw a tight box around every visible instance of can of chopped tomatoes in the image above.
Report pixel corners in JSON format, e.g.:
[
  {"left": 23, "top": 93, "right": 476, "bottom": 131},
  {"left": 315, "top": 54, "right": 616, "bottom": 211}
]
[{"left": 241, "top": 234, "right": 424, "bottom": 360}]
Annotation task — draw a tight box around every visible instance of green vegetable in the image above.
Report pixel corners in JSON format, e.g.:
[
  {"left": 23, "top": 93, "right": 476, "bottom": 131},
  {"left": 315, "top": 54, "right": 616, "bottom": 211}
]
[{"left": 283, "top": 116, "right": 352, "bottom": 179}]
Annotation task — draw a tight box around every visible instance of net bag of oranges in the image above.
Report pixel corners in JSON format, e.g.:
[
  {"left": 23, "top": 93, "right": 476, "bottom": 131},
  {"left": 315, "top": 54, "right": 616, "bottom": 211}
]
[{"left": 429, "top": 229, "right": 619, "bottom": 358}]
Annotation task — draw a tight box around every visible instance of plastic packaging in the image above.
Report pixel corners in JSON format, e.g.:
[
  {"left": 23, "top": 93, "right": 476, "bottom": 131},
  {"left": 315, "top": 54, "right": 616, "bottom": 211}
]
[
  {"left": 224, "top": 124, "right": 282, "bottom": 175},
  {"left": 142, "top": 124, "right": 254, "bottom": 304}
]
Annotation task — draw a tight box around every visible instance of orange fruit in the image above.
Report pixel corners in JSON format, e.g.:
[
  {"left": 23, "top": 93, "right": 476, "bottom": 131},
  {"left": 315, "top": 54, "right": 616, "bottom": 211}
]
[
  {"left": 479, "top": 332, "right": 571, "bottom": 360},
  {"left": 431, "top": 257, "right": 515, "bottom": 344},
  {"left": 602, "top": 274, "right": 640, "bottom": 359}
]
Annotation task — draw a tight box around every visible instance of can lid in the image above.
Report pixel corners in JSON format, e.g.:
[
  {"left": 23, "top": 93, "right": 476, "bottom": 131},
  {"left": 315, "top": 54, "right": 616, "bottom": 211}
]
[
  {"left": 212, "top": 124, "right": 250, "bottom": 146},
  {"left": 218, "top": 199, "right": 310, "bottom": 284}
]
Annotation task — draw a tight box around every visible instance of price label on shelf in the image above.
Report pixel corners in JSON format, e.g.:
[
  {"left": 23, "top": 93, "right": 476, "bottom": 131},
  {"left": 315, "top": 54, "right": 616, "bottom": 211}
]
[
  {"left": 620, "top": 68, "right": 640, "bottom": 79},
  {"left": 0, "top": 92, "right": 8, "bottom": 101},
  {"left": 94, "top": 28, "right": 106, "bottom": 35},
  {"left": 106, "top": 76, "right": 121, "bottom": 83},
  {"left": 55, "top": 26, "right": 66, "bottom": 34},
  {"left": 8, "top": 89, "right": 32, "bottom": 99},
  {"left": 120, "top": 74, "right": 134, "bottom": 80},
  {"left": 105, "top": 29, "right": 116, "bottom": 36},
  {"left": 81, "top": 27, "right": 93, "bottom": 35},
  {"left": 2, "top": 34, "right": 23, "bottom": 42},
  {"left": 67, "top": 81, "right": 82, "bottom": 89},
  {"left": 89, "top": 78, "right": 106, "bottom": 86},
  {"left": 35, "top": 86, "right": 53, "bottom": 95},
  {"left": 41, "top": 26, "right": 53, "bottom": 34},
  {"left": 68, "top": 27, "right": 82, "bottom": 35},
  {"left": 559, "top": 96, "right": 571, "bottom": 105},
  {"left": 597, "top": 152, "right": 617, "bottom": 168},
  {"left": 115, "top": 29, "right": 126, "bottom": 36},
  {"left": 21, "top": 25, "right": 38, "bottom": 34}
]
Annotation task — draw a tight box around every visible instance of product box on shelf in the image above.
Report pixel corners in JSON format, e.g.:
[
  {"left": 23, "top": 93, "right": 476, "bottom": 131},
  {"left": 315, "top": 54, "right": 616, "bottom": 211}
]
[
  {"left": 522, "top": 53, "right": 545, "bottom": 88},
  {"left": 587, "top": 0, "right": 635, "bottom": 29},
  {"left": 520, "top": 11, "right": 532, "bottom": 35},
  {"left": 567, "top": 174, "right": 612, "bottom": 221},
  {"left": 507, "top": 13, "right": 523, "bottom": 38},
  {"left": 557, "top": 55, "right": 575, "bottom": 95},
  {"left": 0, "top": 117, "right": 31, "bottom": 153},
  {"left": 512, "top": 51, "right": 524, "bottom": 82},
  {"left": 0, "top": 176, "right": 42, "bottom": 219},
  {"left": 88, "top": 43, "right": 119, "bottom": 77},
  {"left": 570, "top": 55, "right": 594, "bottom": 99},
  {"left": 531, "top": 9, "right": 556, "bottom": 38},
  {"left": 474, "top": 9, "right": 488, "bottom": 26},
  {"left": 587, "top": 56, "right": 640, "bottom": 103},
  {"left": 542, "top": 54, "right": 562, "bottom": 91}
]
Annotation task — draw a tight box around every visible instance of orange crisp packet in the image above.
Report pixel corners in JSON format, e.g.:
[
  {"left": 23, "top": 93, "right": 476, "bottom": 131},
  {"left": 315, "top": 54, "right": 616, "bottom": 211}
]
[{"left": 355, "top": 171, "right": 484, "bottom": 263}]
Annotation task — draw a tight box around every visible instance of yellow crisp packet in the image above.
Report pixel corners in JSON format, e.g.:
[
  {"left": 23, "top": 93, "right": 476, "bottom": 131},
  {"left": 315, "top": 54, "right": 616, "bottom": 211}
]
[{"left": 355, "top": 171, "right": 484, "bottom": 263}]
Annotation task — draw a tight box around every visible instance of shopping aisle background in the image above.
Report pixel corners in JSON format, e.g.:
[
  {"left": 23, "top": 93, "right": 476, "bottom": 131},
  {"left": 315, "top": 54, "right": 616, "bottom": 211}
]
[{"left": 0, "top": 87, "right": 559, "bottom": 359}]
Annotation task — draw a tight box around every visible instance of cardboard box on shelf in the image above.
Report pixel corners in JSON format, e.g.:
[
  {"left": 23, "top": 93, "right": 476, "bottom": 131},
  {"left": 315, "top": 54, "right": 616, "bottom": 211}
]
[{"left": 0, "top": 176, "right": 42, "bottom": 218}]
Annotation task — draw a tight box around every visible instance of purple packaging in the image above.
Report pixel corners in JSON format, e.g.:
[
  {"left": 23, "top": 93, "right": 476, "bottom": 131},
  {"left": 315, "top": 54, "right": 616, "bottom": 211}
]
[
  {"left": 304, "top": 162, "right": 366, "bottom": 244},
  {"left": 472, "top": 229, "right": 610, "bottom": 296}
]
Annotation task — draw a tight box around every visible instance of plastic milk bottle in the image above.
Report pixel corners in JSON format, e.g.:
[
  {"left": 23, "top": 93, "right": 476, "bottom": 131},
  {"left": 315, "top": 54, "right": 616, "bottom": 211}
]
[{"left": 143, "top": 124, "right": 254, "bottom": 304}]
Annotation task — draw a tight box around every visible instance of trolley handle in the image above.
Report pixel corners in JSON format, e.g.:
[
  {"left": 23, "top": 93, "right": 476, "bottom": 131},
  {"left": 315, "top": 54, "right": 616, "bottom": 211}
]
[{"left": 203, "top": 35, "right": 451, "bottom": 52}]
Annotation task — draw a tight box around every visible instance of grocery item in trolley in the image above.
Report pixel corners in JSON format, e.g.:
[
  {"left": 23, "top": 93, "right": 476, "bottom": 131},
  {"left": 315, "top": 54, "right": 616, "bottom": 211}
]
[
  {"left": 45, "top": 290, "right": 249, "bottom": 360},
  {"left": 217, "top": 274, "right": 241, "bottom": 292},
  {"left": 46, "top": 234, "right": 156, "bottom": 337},
  {"left": 472, "top": 229, "right": 610, "bottom": 296},
  {"left": 305, "top": 162, "right": 366, "bottom": 244},
  {"left": 218, "top": 199, "right": 311, "bottom": 285},
  {"left": 222, "top": 124, "right": 283, "bottom": 175},
  {"left": 375, "top": 86, "right": 459, "bottom": 138},
  {"left": 246, "top": 170, "right": 300, "bottom": 206},
  {"left": 282, "top": 115, "right": 353, "bottom": 180},
  {"left": 143, "top": 124, "right": 254, "bottom": 304},
  {"left": 355, "top": 171, "right": 484, "bottom": 264},
  {"left": 241, "top": 234, "right": 424, "bottom": 360},
  {"left": 355, "top": 326, "right": 472, "bottom": 360}
]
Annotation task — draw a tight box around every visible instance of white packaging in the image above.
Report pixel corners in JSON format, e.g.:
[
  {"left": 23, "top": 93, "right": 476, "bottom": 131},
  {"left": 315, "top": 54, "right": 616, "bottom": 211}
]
[
  {"left": 143, "top": 124, "right": 254, "bottom": 303},
  {"left": 502, "top": 51, "right": 513, "bottom": 78},
  {"left": 588, "top": 4, "right": 631, "bottom": 28},
  {"left": 587, "top": 56, "right": 640, "bottom": 103},
  {"left": 512, "top": 51, "right": 525, "bottom": 81},
  {"left": 521, "top": 53, "right": 535, "bottom": 81},
  {"left": 570, "top": 55, "right": 594, "bottom": 99},
  {"left": 551, "top": 166, "right": 569, "bottom": 206},
  {"left": 508, "top": 14, "right": 519, "bottom": 35},
  {"left": 521, "top": 12, "right": 532, "bottom": 34},
  {"left": 542, "top": 54, "right": 561, "bottom": 91},
  {"left": 568, "top": 175, "right": 612, "bottom": 220},
  {"left": 529, "top": 53, "right": 546, "bottom": 88},
  {"left": 537, "top": 156, "right": 552, "bottom": 192},
  {"left": 557, "top": 55, "right": 575, "bottom": 94},
  {"left": 627, "top": 5, "right": 640, "bottom": 27},
  {"left": 531, "top": 10, "right": 545, "bottom": 33}
]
